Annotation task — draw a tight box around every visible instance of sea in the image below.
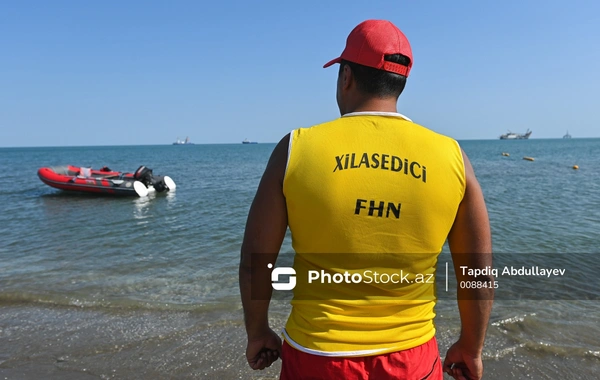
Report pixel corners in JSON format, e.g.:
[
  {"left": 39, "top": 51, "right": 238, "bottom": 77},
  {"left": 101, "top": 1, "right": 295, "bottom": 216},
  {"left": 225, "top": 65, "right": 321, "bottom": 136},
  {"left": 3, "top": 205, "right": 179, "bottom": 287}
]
[{"left": 0, "top": 138, "right": 599, "bottom": 379}]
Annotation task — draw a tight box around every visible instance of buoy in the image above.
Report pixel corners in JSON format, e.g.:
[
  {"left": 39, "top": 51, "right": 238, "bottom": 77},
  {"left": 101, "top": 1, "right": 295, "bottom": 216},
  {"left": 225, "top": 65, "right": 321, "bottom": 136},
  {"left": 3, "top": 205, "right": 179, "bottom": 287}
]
[
  {"left": 502, "top": 152, "right": 510, "bottom": 156},
  {"left": 573, "top": 165, "right": 579, "bottom": 170},
  {"left": 523, "top": 156, "right": 535, "bottom": 161}
]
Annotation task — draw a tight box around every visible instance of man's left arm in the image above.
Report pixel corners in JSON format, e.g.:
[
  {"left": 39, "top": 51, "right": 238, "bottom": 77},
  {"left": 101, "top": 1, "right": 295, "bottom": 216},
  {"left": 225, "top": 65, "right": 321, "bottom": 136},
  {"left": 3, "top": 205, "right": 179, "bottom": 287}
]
[{"left": 239, "top": 134, "right": 290, "bottom": 370}]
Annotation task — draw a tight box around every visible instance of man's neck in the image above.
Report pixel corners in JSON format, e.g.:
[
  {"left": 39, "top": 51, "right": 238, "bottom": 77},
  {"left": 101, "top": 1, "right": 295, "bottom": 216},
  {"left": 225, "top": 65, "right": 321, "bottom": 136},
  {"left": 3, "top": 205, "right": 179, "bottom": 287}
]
[{"left": 343, "top": 97, "right": 398, "bottom": 115}]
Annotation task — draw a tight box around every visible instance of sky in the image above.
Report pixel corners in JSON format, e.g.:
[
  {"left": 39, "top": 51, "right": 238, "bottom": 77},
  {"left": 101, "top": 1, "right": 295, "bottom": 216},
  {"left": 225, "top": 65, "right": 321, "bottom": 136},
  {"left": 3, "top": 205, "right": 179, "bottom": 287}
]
[{"left": 1, "top": 0, "right": 599, "bottom": 147}]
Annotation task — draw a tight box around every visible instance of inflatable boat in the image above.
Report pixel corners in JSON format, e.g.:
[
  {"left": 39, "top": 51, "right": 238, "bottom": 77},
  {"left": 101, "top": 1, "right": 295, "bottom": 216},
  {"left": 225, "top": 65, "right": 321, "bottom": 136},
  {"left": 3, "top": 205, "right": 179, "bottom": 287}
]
[{"left": 37, "top": 165, "right": 176, "bottom": 197}]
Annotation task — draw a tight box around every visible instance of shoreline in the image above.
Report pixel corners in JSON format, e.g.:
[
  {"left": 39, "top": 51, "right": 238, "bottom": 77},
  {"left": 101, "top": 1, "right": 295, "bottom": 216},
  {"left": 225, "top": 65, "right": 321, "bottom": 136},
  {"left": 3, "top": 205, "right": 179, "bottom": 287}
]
[{"left": 2, "top": 303, "right": 599, "bottom": 379}]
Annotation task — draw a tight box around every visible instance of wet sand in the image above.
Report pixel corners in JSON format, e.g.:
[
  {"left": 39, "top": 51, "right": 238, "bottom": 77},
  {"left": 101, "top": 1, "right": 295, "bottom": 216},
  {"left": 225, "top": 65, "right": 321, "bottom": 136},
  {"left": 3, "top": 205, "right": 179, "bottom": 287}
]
[
  {"left": 0, "top": 305, "right": 282, "bottom": 379},
  {"left": 1, "top": 304, "right": 599, "bottom": 379}
]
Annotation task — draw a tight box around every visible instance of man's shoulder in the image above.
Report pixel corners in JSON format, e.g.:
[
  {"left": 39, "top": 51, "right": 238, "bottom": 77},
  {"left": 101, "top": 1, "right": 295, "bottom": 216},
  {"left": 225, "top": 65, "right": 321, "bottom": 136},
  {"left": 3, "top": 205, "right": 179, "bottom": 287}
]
[
  {"left": 407, "top": 120, "right": 460, "bottom": 146},
  {"left": 288, "top": 118, "right": 344, "bottom": 142},
  {"left": 295, "top": 118, "right": 342, "bottom": 133}
]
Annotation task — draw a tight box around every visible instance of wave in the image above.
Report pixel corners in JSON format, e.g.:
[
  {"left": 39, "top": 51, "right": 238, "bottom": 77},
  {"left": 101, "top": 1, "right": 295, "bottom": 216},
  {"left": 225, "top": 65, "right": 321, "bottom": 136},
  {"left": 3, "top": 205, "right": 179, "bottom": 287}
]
[
  {"left": 522, "top": 341, "right": 600, "bottom": 360},
  {"left": 487, "top": 311, "right": 600, "bottom": 360},
  {"left": 0, "top": 291, "right": 239, "bottom": 313},
  {"left": 491, "top": 312, "right": 537, "bottom": 327}
]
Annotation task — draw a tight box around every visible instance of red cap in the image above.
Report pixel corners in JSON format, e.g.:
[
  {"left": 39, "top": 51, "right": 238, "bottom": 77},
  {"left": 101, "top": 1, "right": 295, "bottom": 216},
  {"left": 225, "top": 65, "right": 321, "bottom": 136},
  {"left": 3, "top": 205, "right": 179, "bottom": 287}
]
[{"left": 323, "top": 20, "right": 413, "bottom": 77}]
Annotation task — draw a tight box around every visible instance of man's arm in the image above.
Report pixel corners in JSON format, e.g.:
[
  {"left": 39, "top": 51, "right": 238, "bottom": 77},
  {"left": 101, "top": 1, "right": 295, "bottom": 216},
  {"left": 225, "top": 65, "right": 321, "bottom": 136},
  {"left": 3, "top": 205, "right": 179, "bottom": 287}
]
[
  {"left": 444, "top": 148, "right": 494, "bottom": 380},
  {"left": 239, "top": 134, "right": 289, "bottom": 370}
]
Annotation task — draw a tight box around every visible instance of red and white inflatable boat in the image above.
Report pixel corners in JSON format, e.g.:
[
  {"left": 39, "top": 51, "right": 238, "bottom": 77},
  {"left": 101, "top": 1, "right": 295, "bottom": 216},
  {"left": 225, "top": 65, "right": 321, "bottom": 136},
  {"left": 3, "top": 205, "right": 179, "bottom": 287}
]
[{"left": 37, "top": 165, "right": 176, "bottom": 197}]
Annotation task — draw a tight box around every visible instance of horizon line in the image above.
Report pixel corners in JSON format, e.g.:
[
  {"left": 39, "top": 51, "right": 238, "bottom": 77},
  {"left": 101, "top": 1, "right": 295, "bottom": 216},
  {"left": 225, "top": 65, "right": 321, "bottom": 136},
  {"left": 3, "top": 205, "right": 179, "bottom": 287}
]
[{"left": 1, "top": 136, "right": 598, "bottom": 149}]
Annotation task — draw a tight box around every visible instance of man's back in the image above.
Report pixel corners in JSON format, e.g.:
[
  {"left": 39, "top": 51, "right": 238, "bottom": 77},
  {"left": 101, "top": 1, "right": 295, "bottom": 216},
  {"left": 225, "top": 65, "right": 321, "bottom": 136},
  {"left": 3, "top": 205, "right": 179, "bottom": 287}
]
[
  {"left": 282, "top": 112, "right": 467, "bottom": 355},
  {"left": 285, "top": 112, "right": 465, "bottom": 253}
]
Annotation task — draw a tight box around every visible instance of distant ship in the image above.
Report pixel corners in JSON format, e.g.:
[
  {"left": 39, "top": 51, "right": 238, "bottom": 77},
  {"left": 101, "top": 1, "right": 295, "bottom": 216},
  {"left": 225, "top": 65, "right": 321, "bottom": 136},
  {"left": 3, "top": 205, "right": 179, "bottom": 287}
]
[
  {"left": 500, "top": 129, "right": 532, "bottom": 140},
  {"left": 242, "top": 138, "right": 258, "bottom": 144},
  {"left": 173, "top": 136, "right": 194, "bottom": 145},
  {"left": 563, "top": 131, "right": 572, "bottom": 139}
]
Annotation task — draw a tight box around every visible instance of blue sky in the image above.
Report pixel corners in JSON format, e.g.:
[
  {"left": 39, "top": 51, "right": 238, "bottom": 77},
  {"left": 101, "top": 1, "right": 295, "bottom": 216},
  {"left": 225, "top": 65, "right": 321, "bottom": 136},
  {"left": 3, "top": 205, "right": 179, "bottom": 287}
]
[{"left": 1, "top": 0, "right": 599, "bottom": 147}]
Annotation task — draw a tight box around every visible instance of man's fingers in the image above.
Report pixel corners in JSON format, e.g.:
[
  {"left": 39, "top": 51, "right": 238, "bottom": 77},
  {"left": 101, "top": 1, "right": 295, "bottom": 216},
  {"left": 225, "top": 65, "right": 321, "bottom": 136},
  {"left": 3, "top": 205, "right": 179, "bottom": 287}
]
[
  {"left": 443, "top": 362, "right": 456, "bottom": 376},
  {"left": 443, "top": 362, "right": 452, "bottom": 372},
  {"left": 265, "top": 349, "right": 279, "bottom": 367},
  {"left": 248, "top": 349, "right": 281, "bottom": 370},
  {"left": 442, "top": 363, "right": 470, "bottom": 380},
  {"left": 453, "top": 367, "right": 469, "bottom": 380},
  {"left": 250, "top": 357, "right": 263, "bottom": 370},
  {"left": 263, "top": 351, "right": 272, "bottom": 367}
]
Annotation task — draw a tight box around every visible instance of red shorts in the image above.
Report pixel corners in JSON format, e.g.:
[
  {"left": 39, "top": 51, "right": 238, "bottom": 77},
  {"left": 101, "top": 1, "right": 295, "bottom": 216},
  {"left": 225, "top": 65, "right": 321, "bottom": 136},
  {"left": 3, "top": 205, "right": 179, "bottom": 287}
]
[{"left": 280, "top": 337, "right": 442, "bottom": 380}]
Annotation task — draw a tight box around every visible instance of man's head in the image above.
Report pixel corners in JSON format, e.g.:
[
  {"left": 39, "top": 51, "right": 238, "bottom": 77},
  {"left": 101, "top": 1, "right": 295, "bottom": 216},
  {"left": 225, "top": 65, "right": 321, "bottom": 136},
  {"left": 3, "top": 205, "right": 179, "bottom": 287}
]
[{"left": 323, "top": 20, "right": 412, "bottom": 115}]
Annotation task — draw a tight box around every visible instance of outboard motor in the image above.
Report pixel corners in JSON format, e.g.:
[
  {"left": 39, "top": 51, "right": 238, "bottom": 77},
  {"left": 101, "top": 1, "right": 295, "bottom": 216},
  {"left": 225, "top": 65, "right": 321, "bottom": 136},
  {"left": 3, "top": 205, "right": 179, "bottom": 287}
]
[
  {"left": 132, "top": 165, "right": 175, "bottom": 193},
  {"left": 134, "top": 165, "right": 154, "bottom": 187},
  {"left": 152, "top": 175, "right": 169, "bottom": 192}
]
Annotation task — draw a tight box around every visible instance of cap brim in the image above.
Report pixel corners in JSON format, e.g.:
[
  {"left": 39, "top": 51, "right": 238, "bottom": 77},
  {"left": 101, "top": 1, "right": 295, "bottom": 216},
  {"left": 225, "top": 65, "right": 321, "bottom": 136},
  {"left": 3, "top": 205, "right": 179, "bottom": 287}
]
[{"left": 323, "top": 57, "right": 342, "bottom": 68}]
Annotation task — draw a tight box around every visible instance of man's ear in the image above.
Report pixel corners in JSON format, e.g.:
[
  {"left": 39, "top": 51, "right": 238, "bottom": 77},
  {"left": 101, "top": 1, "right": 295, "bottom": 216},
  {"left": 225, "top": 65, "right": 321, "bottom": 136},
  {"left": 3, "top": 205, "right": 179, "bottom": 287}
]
[{"left": 341, "top": 64, "right": 353, "bottom": 91}]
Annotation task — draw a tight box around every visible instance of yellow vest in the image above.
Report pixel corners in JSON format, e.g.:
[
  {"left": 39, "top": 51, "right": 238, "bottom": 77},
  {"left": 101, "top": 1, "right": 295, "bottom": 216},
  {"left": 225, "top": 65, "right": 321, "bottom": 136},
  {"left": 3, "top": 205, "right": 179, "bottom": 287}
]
[{"left": 282, "top": 112, "right": 466, "bottom": 356}]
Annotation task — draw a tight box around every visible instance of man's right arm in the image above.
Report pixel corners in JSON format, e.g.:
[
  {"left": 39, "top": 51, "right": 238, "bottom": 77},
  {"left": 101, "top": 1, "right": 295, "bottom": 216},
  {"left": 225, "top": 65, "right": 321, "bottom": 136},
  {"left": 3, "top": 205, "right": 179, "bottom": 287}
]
[{"left": 444, "top": 149, "right": 494, "bottom": 380}]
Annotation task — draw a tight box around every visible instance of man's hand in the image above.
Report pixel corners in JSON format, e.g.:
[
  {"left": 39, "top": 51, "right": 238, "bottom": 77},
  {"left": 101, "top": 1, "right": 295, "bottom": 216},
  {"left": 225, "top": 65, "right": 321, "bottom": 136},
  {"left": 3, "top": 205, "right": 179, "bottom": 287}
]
[
  {"left": 443, "top": 340, "right": 483, "bottom": 380},
  {"left": 246, "top": 328, "right": 282, "bottom": 370}
]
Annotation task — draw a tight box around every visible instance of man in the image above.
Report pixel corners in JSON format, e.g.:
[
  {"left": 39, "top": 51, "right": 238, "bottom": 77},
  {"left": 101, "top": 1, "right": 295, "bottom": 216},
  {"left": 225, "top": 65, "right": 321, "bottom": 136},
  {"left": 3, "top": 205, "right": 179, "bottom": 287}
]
[{"left": 240, "top": 19, "right": 493, "bottom": 380}]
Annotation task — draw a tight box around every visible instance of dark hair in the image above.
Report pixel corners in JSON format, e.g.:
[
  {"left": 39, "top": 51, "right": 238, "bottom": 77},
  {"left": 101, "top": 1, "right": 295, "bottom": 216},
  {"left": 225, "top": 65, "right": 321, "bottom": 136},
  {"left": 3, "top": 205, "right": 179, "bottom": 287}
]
[{"left": 339, "top": 54, "right": 410, "bottom": 98}]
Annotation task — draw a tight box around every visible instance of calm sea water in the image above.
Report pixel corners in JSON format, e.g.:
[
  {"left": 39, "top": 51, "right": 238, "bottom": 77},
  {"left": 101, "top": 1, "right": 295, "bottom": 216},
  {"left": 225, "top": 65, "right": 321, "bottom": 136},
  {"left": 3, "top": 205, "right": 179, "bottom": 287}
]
[{"left": 0, "top": 139, "right": 599, "bottom": 379}]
